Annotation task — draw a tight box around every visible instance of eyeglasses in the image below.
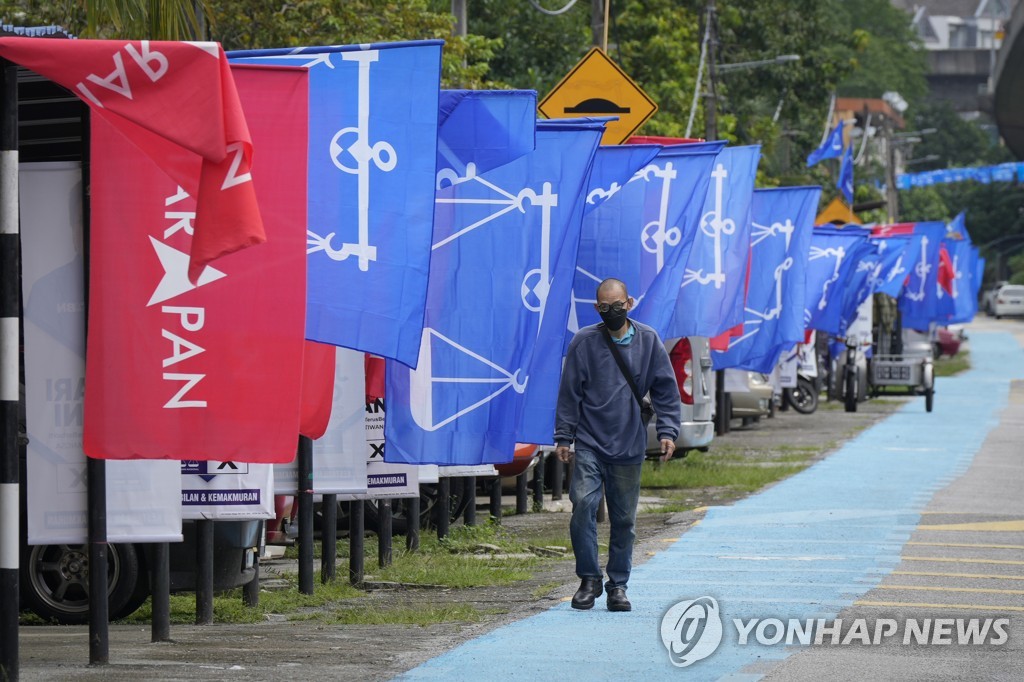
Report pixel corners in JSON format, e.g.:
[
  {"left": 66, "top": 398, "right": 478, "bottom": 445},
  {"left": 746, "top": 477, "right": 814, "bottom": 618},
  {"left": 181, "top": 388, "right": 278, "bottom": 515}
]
[{"left": 596, "top": 301, "right": 628, "bottom": 313}]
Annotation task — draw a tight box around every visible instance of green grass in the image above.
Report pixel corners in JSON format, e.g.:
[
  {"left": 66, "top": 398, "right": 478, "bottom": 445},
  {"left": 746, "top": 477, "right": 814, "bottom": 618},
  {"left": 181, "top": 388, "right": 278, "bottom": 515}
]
[
  {"left": 288, "top": 603, "right": 495, "bottom": 626},
  {"left": 934, "top": 352, "right": 970, "bottom": 377},
  {"left": 640, "top": 451, "right": 808, "bottom": 493},
  {"left": 531, "top": 581, "right": 562, "bottom": 599}
]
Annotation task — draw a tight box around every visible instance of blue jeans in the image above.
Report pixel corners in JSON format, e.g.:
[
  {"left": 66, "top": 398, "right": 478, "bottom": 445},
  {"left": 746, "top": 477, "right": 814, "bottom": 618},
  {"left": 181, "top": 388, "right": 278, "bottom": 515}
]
[{"left": 569, "top": 448, "right": 642, "bottom": 591}]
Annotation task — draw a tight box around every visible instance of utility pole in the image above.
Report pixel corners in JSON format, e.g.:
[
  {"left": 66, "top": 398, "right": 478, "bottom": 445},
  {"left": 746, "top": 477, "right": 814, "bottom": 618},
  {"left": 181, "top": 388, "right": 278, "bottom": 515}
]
[
  {"left": 591, "top": 0, "right": 610, "bottom": 50},
  {"left": 452, "top": 0, "right": 467, "bottom": 37},
  {"left": 884, "top": 115, "right": 899, "bottom": 223},
  {"left": 703, "top": 0, "right": 718, "bottom": 141}
]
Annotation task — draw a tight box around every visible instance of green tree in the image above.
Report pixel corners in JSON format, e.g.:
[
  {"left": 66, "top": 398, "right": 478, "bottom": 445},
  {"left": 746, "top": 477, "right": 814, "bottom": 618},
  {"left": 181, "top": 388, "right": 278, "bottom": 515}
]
[
  {"left": 910, "top": 100, "right": 1012, "bottom": 171},
  {"left": 1, "top": 0, "right": 208, "bottom": 39}
]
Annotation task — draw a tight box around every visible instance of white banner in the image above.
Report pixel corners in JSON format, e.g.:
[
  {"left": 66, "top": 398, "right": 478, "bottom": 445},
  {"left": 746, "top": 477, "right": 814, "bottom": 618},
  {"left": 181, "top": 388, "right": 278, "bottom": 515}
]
[
  {"left": 21, "top": 162, "right": 181, "bottom": 544},
  {"left": 180, "top": 460, "right": 274, "bottom": 520},
  {"left": 438, "top": 465, "right": 498, "bottom": 477},
  {"left": 797, "top": 333, "right": 818, "bottom": 378},
  {"left": 339, "top": 460, "right": 420, "bottom": 500},
  {"left": 275, "top": 348, "right": 368, "bottom": 494},
  {"left": 778, "top": 346, "right": 798, "bottom": 389},
  {"left": 847, "top": 297, "right": 874, "bottom": 351}
]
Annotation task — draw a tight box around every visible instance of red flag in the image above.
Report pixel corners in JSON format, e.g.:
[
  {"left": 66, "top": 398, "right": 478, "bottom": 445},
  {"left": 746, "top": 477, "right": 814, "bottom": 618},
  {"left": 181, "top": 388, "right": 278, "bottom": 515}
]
[
  {"left": 84, "top": 65, "right": 308, "bottom": 462},
  {"left": 0, "top": 37, "right": 264, "bottom": 281},
  {"left": 365, "top": 355, "right": 386, "bottom": 403},
  {"left": 937, "top": 244, "right": 954, "bottom": 295},
  {"left": 300, "top": 341, "right": 335, "bottom": 440}
]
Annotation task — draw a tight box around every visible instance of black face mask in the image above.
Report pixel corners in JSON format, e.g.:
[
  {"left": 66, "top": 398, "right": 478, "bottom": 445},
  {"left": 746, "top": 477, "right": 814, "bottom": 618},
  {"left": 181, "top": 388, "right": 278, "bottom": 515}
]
[{"left": 599, "top": 307, "right": 629, "bottom": 332}]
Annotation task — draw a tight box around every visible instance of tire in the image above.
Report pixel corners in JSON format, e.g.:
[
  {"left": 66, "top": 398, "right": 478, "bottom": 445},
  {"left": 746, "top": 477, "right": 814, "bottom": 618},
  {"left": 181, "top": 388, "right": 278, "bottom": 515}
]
[
  {"left": 925, "top": 385, "right": 934, "bottom": 413},
  {"left": 844, "top": 366, "right": 858, "bottom": 413},
  {"left": 787, "top": 378, "right": 819, "bottom": 414},
  {"left": 22, "top": 542, "right": 141, "bottom": 624},
  {"left": 923, "top": 362, "right": 935, "bottom": 414}
]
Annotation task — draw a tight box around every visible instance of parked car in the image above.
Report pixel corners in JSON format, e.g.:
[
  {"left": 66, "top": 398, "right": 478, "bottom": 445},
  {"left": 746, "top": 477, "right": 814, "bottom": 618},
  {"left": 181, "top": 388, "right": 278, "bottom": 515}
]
[
  {"left": 935, "top": 327, "right": 963, "bottom": 358},
  {"left": 728, "top": 372, "right": 774, "bottom": 424},
  {"left": 982, "top": 281, "right": 1009, "bottom": 315},
  {"left": 992, "top": 284, "right": 1024, "bottom": 319},
  {"left": 646, "top": 336, "right": 714, "bottom": 457}
]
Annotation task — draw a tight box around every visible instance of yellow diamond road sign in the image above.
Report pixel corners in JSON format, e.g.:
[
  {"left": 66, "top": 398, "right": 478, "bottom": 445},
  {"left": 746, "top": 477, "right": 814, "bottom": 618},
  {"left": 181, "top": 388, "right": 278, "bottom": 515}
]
[{"left": 539, "top": 47, "right": 658, "bottom": 145}]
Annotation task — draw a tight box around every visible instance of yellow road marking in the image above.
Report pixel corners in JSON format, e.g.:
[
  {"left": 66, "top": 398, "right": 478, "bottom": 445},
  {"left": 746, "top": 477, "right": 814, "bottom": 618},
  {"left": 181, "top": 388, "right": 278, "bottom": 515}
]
[
  {"left": 878, "top": 584, "right": 1024, "bottom": 596},
  {"left": 855, "top": 600, "right": 1024, "bottom": 613},
  {"left": 904, "top": 557, "right": 1024, "bottom": 566},
  {"left": 893, "top": 571, "right": 1024, "bottom": 581},
  {"left": 906, "top": 541, "right": 1024, "bottom": 550},
  {"left": 659, "top": 538, "right": 680, "bottom": 543},
  {"left": 560, "top": 596, "right": 572, "bottom": 602},
  {"left": 918, "top": 520, "right": 1024, "bottom": 532}
]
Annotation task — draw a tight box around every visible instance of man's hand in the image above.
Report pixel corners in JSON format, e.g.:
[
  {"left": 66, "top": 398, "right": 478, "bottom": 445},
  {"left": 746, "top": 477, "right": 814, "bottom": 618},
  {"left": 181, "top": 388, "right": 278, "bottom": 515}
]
[
  {"left": 555, "top": 445, "right": 573, "bottom": 462},
  {"left": 659, "top": 438, "right": 675, "bottom": 463}
]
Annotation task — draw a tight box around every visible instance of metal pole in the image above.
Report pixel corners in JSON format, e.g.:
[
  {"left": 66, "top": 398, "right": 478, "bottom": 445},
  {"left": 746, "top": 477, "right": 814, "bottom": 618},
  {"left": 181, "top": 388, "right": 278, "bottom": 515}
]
[
  {"left": 602, "top": 0, "right": 610, "bottom": 51},
  {"left": 550, "top": 455, "right": 564, "bottom": 501},
  {"left": 377, "top": 499, "right": 392, "bottom": 568},
  {"left": 348, "top": 501, "right": 364, "bottom": 585},
  {"left": 195, "top": 519, "right": 214, "bottom": 625},
  {"left": 405, "top": 495, "right": 420, "bottom": 551},
  {"left": 452, "top": 0, "right": 467, "bottom": 37},
  {"left": 715, "top": 370, "right": 729, "bottom": 435},
  {"left": 0, "top": 57, "right": 20, "bottom": 682},
  {"left": 685, "top": 6, "right": 712, "bottom": 138},
  {"left": 489, "top": 477, "right": 502, "bottom": 522},
  {"left": 435, "top": 477, "right": 450, "bottom": 539},
  {"left": 296, "top": 435, "right": 313, "bottom": 595},
  {"left": 532, "top": 453, "right": 545, "bottom": 512},
  {"left": 703, "top": 0, "right": 718, "bottom": 141},
  {"left": 150, "top": 543, "right": 171, "bottom": 642},
  {"left": 243, "top": 523, "right": 260, "bottom": 607},
  {"left": 462, "top": 477, "right": 476, "bottom": 526},
  {"left": 320, "top": 494, "right": 337, "bottom": 583},
  {"left": 515, "top": 472, "right": 528, "bottom": 515},
  {"left": 591, "top": 0, "right": 605, "bottom": 48},
  {"left": 81, "top": 107, "right": 110, "bottom": 664},
  {"left": 884, "top": 116, "right": 899, "bottom": 223}
]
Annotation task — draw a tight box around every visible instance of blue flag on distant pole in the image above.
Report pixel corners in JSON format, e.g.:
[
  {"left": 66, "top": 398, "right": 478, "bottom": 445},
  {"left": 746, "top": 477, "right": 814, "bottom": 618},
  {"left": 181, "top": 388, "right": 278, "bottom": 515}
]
[
  {"left": 713, "top": 186, "right": 821, "bottom": 372},
  {"left": 900, "top": 222, "right": 947, "bottom": 331},
  {"left": 384, "top": 119, "right": 604, "bottom": 465},
  {"left": 804, "top": 227, "right": 871, "bottom": 333},
  {"left": 938, "top": 237, "right": 975, "bottom": 324},
  {"left": 838, "top": 142, "right": 854, "bottom": 203},
  {"left": 947, "top": 210, "right": 971, "bottom": 244},
  {"left": 871, "top": 234, "right": 921, "bottom": 299},
  {"left": 670, "top": 145, "right": 761, "bottom": 338},
  {"left": 229, "top": 41, "right": 443, "bottom": 367},
  {"left": 571, "top": 144, "right": 721, "bottom": 341},
  {"left": 807, "top": 120, "right": 845, "bottom": 167}
]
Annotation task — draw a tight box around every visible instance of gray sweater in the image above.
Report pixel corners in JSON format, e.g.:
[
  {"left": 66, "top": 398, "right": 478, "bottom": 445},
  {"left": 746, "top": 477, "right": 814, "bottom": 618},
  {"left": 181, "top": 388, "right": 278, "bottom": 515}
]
[{"left": 554, "top": 320, "right": 681, "bottom": 464}]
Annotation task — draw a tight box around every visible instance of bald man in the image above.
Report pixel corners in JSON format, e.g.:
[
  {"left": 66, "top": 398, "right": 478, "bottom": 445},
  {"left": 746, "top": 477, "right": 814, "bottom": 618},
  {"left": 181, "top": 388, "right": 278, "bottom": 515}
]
[{"left": 554, "top": 278, "right": 680, "bottom": 612}]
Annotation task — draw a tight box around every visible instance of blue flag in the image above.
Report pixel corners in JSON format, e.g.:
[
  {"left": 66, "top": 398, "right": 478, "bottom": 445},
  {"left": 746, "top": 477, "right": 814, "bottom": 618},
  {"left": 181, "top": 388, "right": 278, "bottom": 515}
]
[
  {"left": 582, "top": 144, "right": 661, "bottom": 215},
  {"left": 438, "top": 90, "right": 537, "bottom": 177},
  {"left": 229, "top": 41, "right": 443, "bottom": 367},
  {"left": 937, "top": 237, "right": 975, "bottom": 324},
  {"left": 900, "top": 222, "right": 947, "bottom": 331},
  {"left": 804, "top": 227, "right": 871, "bottom": 334},
  {"left": 838, "top": 142, "right": 854, "bottom": 203},
  {"left": 713, "top": 186, "right": 821, "bottom": 372},
  {"left": 571, "top": 144, "right": 721, "bottom": 341},
  {"left": 807, "top": 120, "right": 845, "bottom": 167},
  {"left": 384, "top": 119, "right": 604, "bottom": 465},
  {"left": 835, "top": 239, "right": 883, "bottom": 337},
  {"left": 871, "top": 234, "right": 921, "bottom": 299},
  {"left": 973, "top": 252, "right": 985, "bottom": 301},
  {"left": 670, "top": 145, "right": 761, "bottom": 338}
]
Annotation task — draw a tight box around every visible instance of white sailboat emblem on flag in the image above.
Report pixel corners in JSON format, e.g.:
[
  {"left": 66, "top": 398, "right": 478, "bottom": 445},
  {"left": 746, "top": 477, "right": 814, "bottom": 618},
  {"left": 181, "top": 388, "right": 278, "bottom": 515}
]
[{"left": 728, "top": 218, "right": 795, "bottom": 348}]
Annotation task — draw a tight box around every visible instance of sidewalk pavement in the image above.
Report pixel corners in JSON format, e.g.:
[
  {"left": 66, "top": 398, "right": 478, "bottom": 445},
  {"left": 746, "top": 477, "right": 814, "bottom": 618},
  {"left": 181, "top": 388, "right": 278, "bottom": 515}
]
[{"left": 397, "top": 330, "right": 1024, "bottom": 681}]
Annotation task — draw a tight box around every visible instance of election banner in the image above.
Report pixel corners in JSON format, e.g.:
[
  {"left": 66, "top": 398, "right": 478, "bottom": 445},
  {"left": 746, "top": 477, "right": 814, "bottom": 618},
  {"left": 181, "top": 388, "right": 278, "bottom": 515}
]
[
  {"left": 21, "top": 162, "right": 181, "bottom": 544},
  {"left": 806, "top": 120, "right": 845, "bottom": 167},
  {"left": 900, "top": 222, "right": 947, "bottom": 330},
  {"left": 804, "top": 227, "right": 872, "bottom": 334},
  {"left": 571, "top": 145, "right": 719, "bottom": 340},
  {"left": 713, "top": 186, "right": 820, "bottom": 372},
  {"left": 671, "top": 145, "right": 761, "bottom": 338},
  {"left": 276, "top": 347, "right": 368, "bottom": 495},
  {"left": 0, "top": 37, "right": 266, "bottom": 281},
  {"left": 386, "top": 119, "right": 604, "bottom": 464},
  {"left": 229, "top": 42, "right": 443, "bottom": 367},
  {"left": 181, "top": 460, "right": 274, "bottom": 520},
  {"left": 84, "top": 65, "right": 308, "bottom": 462},
  {"left": 937, "top": 237, "right": 976, "bottom": 324}
]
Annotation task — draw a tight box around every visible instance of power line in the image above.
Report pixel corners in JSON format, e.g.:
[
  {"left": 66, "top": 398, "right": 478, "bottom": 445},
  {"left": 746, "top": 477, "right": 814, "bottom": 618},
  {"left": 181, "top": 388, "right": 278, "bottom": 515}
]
[{"left": 527, "top": 0, "right": 580, "bottom": 16}]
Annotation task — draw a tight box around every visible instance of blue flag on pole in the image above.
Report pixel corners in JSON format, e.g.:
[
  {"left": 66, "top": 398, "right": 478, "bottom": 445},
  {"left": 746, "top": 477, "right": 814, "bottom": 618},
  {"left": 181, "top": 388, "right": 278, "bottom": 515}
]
[
  {"left": 582, "top": 144, "right": 661, "bottom": 215},
  {"left": 835, "top": 239, "right": 883, "bottom": 337},
  {"left": 384, "top": 119, "right": 604, "bottom": 465},
  {"left": 807, "top": 120, "right": 845, "bottom": 167},
  {"left": 804, "top": 227, "right": 871, "bottom": 334},
  {"left": 838, "top": 142, "right": 854, "bottom": 203},
  {"left": 946, "top": 210, "right": 971, "bottom": 245},
  {"left": 571, "top": 144, "right": 721, "bottom": 341},
  {"left": 937, "top": 237, "right": 975, "bottom": 324},
  {"left": 229, "top": 41, "right": 443, "bottom": 367},
  {"left": 670, "top": 145, "right": 761, "bottom": 338},
  {"left": 900, "top": 222, "right": 947, "bottom": 331},
  {"left": 713, "top": 186, "right": 821, "bottom": 372},
  {"left": 871, "top": 234, "right": 921, "bottom": 299},
  {"left": 438, "top": 90, "right": 537, "bottom": 177}
]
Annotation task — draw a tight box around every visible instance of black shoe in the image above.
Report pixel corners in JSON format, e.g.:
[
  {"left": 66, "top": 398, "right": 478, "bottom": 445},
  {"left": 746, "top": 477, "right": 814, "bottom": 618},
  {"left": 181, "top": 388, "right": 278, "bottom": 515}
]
[
  {"left": 606, "top": 587, "right": 631, "bottom": 612},
  {"left": 570, "top": 578, "right": 603, "bottom": 610}
]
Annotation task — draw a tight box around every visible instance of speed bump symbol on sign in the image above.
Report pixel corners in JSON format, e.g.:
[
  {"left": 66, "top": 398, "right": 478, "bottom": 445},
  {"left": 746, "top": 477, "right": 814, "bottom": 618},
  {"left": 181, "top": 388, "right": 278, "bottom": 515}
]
[{"left": 539, "top": 47, "right": 658, "bottom": 145}]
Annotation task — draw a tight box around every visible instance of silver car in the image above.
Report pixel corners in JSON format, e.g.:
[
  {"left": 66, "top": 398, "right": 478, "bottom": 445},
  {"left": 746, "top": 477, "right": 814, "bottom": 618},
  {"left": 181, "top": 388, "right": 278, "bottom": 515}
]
[{"left": 646, "top": 336, "right": 715, "bottom": 457}]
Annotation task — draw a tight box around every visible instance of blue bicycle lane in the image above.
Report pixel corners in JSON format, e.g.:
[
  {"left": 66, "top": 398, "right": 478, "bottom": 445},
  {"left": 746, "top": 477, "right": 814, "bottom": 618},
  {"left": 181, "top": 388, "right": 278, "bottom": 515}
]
[{"left": 397, "top": 331, "right": 1024, "bottom": 681}]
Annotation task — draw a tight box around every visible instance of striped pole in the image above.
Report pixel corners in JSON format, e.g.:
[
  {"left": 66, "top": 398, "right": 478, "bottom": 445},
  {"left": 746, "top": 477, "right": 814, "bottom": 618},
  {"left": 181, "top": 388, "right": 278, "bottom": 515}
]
[{"left": 0, "top": 57, "right": 21, "bottom": 682}]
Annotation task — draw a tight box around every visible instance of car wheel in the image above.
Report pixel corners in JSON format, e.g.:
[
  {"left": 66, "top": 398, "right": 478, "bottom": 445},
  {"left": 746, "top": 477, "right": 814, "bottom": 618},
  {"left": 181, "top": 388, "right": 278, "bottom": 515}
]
[
  {"left": 996, "top": 314, "right": 1002, "bottom": 319},
  {"left": 22, "top": 542, "right": 141, "bottom": 624}
]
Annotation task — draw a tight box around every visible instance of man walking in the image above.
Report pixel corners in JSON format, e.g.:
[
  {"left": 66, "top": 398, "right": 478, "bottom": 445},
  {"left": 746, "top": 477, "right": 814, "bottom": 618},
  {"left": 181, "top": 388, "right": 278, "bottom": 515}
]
[{"left": 554, "top": 278, "right": 680, "bottom": 612}]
